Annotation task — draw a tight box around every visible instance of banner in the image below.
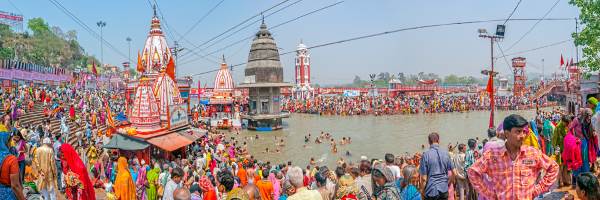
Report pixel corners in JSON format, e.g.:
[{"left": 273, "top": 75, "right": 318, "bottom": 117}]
[{"left": 169, "top": 104, "right": 188, "bottom": 128}]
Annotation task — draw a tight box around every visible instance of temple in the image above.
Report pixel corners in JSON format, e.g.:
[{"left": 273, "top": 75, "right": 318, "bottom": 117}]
[
  {"left": 239, "top": 21, "right": 292, "bottom": 131},
  {"left": 106, "top": 8, "right": 200, "bottom": 161},
  {"left": 200, "top": 55, "right": 241, "bottom": 129},
  {"left": 126, "top": 8, "right": 191, "bottom": 113},
  {"left": 292, "top": 41, "right": 314, "bottom": 99}
]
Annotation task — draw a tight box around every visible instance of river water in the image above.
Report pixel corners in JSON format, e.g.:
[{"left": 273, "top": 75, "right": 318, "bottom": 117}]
[{"left": 230, "top": 109, "right": 537, "bottom": 167}]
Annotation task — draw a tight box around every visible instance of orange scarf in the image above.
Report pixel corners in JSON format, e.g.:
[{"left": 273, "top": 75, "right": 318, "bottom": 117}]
[{"left": 114, "top": 157, "right": 136, "bottom": 200}]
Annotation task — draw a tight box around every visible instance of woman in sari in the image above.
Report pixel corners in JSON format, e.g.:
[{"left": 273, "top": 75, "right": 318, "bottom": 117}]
[
  {"left": 200, "top": 175, "right": 217, "bottom": 200},
  {"left": 146, "top": 164, "right": 160, "bottom": 200},
  {"left": 399, "top": 165, "right": 421, "bottom": 200},
  {"left": 0, "top": 130, "right": 25, "bottom": 200},
  {"left": 59, "top": 144, "right": 95, "bottom": 200},
  {"left": 114, "top": 156, "right": 136, "bottom": 200},
  {"left": 371, "top": 164, "right": 401, "bottom": 200},
  {"left": 136, "top": 164, "right": 148, "bottom": 200}
]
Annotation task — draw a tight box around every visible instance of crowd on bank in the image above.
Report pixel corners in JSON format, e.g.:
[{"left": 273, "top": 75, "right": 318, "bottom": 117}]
[
  {"left": 0, "top": 83, "right": 597, "bottom": 200},
  {"left": 281, "top": 94, "right": 554, "bottom": 116}
]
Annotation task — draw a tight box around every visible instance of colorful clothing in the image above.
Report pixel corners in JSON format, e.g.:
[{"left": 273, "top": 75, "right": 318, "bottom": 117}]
[
  {"left": 136, "top": 166, "right": 147, "bottom": 200},
  {"left": 60, "top": 144, "right": 95, "bottom": 200},
  {"left": 146, "top": 166, "right": 160, "bottom": 200},
  {"left": 400, "top": 184, "right": 421, "bottom": 200},
  {"left": 114, "top": 157, "right": 136, "bottom": 200},
  {"left": 551, "top": 121, "right": 567, "bottom": 165},
  {"left": 0, "top": 132, "right": 16, "bottom": 199},
  {"left": 467, "top": 145, "right": 558, "bottom": 199}
]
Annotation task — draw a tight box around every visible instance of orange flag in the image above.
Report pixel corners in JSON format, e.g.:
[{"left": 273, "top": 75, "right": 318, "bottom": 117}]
[
  {"left": 91, "top": 60, "right": 98, "bottom": 76},
  {"left": 137, "top": 51, "right": 145, "bottom": 73},
  {"left": 485, "top": 74, "right": 493, "bottom": 94},
  {"left": 105, "top": 100, "right": 115, "bottom": 127},
  {"left": 166, "top": 56, "right": 175, "bottom": 80}
]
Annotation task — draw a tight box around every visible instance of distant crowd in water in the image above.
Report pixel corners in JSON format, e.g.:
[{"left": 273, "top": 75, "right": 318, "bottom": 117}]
[{"left": 281, "top": 94, "right": 556, "bottom": 116}]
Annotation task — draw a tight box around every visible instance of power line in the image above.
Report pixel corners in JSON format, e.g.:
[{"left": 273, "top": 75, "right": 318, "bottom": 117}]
[
  {"left": 496, "top": 39, "right": 572, "bottom": 59},
  {"left": 7, "top": 0, "right": 24, "bottom": 15},
  {"left": 150, "top": 0, "right": 220, "bottom": 64},
  {"left": 179, "top": 0, "right": 339, "bottom": 65},
  {"left": 179, "top": 0, "right": 299, "bottom": 64},
  {"left": 178, "top": 0, "right": 226, "bottom": 41},
  {"left": 504, "top": 0, "right": 561, "bottom": 52},
  {"left": 177, "top": 0, "right": 303, "bottom": 63},
  {"left": 46, "top": 0, "right": 130, "bottom": 63},
  {"left": 178, "top": 1, "right": 343, "bottom": 66},
  {"left": 189, "top": 18, "right": 577, "bottom": 77},
  {"left": 495, "top": 43, "right": 514, "bottom": 73},
  {"left": 186, "top": 0, "right": 293, "bottom": 51},
  {"left": 504, "top": 0, "right": 522, "bottom": 25}
]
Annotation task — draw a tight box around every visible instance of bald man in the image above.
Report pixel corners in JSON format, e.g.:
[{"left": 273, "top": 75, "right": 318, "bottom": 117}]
[{"left": 173, "top": 188, "right": 191, "bottom": 200}]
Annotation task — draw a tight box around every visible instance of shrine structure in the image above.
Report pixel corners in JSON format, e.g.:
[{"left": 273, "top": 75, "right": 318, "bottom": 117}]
[
  {"left": 239, "top": 20, "right": 292, "bottom": 131},
  {"left": 105, "top": 8, "right": 201, "bottom": 161}
]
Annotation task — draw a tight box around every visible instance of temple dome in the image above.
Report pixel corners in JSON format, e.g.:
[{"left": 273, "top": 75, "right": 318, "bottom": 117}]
[
  {"left": 154, "top": 71, "right": 183, "bottom": 121},
  {"left": 140, "top": 13, "right": 172, "bottom": 74},
  {"left": 214, "top": 56, "right": 234, "bottom": 91},
  {"left": 130, "top": 78, "right": 162, "bottom": 132},
  {"left": 244, "top": 22, "right": 284, "bottom": 83}
]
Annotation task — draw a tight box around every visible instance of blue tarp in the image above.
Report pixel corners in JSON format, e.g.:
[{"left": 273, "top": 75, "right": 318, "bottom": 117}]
[{"left": 116, "top": 112, "right": 127, "bottom": 122}]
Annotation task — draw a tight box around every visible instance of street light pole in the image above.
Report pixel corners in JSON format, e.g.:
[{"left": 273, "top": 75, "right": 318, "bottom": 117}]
[
  {"left": 97, "top": 21, "right": 106, "bottom": 66},
  {"left": 478, "top": 27, "right": 504, "bottom": 128}
]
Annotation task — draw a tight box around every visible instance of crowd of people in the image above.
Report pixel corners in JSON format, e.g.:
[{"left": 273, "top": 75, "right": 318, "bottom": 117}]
[
  {"left": 0, "top": 82, "right": 598, "bottom": 200},
  {"left": 281, "top": 94, "right": 554, "bottom": 116}
]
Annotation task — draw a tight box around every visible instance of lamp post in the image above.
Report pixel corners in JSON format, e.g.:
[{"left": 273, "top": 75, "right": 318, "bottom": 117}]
[
  {"left": 96, "top": 21, "right": 106, "bottom": 65},
  {"left": 478, "top": 25, "right": 505, "bottom": 128}
]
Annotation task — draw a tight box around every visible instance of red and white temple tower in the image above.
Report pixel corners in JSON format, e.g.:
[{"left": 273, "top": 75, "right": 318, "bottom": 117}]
[
  {"left": 512, "top": 57, "right": 527, "bottom": 97},
  {"left": 293, "top": 41, "right": 314, "bottom": 99}
]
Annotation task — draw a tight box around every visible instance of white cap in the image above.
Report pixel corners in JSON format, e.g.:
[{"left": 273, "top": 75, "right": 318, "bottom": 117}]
[
  {"left": 360, "top": 156, "right": 368, "bottom": 161},
  {"left": 43, "top": 137, "right": 51, "bottom": 144}
]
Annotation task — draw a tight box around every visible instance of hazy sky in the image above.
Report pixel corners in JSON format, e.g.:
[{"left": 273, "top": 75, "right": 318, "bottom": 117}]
[{"left": 1, "top": 0, "right": 580, "bottom": 85}]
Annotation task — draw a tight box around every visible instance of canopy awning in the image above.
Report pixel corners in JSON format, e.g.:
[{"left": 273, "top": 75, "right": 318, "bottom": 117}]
[
  {"left": 146, "top": 132, "right": 194, "bottom": 152},
  {"left": 103, "top": 133, "right": 149, "bottom": 150}
]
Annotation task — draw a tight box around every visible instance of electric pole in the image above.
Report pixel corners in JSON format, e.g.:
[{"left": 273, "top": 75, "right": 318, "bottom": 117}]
[
  {"left": 96, "top": 21, "right": 106, "bottom": 66},
  {"left": 478, "top": 25, "right": 504, "bottom": 128}
]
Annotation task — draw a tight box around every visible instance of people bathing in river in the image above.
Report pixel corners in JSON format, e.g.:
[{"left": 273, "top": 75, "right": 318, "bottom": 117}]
[{"left": 0, "top": 83, "right": 586, "bottom": 200}]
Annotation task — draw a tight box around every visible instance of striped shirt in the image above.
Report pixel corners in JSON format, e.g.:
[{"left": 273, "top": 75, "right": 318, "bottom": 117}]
[{"left": 467, "top": 145, "right": 558, "bottom": 199}]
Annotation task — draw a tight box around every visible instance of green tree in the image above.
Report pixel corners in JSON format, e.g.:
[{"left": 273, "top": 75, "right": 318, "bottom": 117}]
[
  {"left": 444, "top": 74, "right": 460, "bottom": 84},
  {"left": 570, "top": 0, "right": 600, "bottom": 72}
]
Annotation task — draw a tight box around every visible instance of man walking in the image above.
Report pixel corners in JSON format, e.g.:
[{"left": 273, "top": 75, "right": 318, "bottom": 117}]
[
  {"left": 419, "top": 132, "right": 453, "bottom": 200},
  {"left": 468, "top": 114, "right": 558, "bottom": 199},
  {"left": 33, "top": 138, "right": 58, "bottom": 200},
  {"left": 452, "top": 144, "right": 467, "bottom": 200}
]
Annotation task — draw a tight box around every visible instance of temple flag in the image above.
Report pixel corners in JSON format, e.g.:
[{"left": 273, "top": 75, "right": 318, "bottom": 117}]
[
  {"left": 485, "top": 74, "right": 493, "bottom": 94},
  {"left": 92, "top": 60, "right": 98, "bottom": 76},
  {"left": 560, "top": 54, "right": 564, "bottom": 68},
  {"left": 166, "top": 56, "right": 175, "bottom": 80},
  {"left": 137, "top": 51, "right": 145, "bottom": 73}
]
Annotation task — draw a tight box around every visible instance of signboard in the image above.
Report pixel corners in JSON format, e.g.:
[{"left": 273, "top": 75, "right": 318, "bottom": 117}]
[
  {"left": 169, "top": 104, "right": 188, "bottom": 128},
  {"left": 343, "top": 90, "right": 360, "bottom": 97},
  {"left": 2, "top": 80, "right": 11, "bottom": 87}
]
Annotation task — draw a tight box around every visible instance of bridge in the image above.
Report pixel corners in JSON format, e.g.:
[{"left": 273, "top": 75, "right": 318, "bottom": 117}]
[{"left": 532, "top": 81, "right": 565, "bottom": 99}]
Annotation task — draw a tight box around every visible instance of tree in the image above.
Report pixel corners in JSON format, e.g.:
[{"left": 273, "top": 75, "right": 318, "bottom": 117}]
[
  {"left": 397, "top": 72, "right": 406, "bottom": 83},
  {"left": 27, "top": 18, "right": 50, "bottom": 36},
  {"left": 444, "top": 74, "right": 460, "bottom": 84},
  {"left": 570, "top": 0, "right": 600, "bottom": 72},
  {"left": 353, "top": 75, "right": 362, "bottom": 85}
]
